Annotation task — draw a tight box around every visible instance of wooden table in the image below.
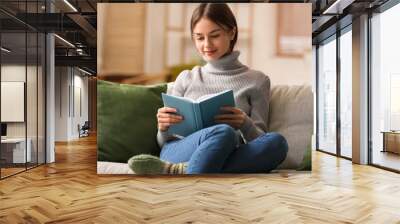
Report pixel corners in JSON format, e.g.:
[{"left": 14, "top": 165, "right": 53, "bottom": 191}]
[{"left": 381, "top": 131, "right": 400, "bottom": 154}]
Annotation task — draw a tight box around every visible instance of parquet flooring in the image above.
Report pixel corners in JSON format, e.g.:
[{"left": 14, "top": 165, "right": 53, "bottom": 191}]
[
  {"left": 1, "top": 163, "right": 45, "bottom": 178},
  {"left": 372, "top": 150, "right": 400, "bottom": 171},
  {"left": 1, "top": 135, "right": 400, "bottom": 223},
  {"left": 1, "top": 167, "right": 26, "bottom": 177}
]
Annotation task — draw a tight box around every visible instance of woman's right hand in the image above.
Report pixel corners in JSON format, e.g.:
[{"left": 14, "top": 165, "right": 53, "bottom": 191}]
[{"left": 157, "top": 107, "right": 183, "bottom": 132}]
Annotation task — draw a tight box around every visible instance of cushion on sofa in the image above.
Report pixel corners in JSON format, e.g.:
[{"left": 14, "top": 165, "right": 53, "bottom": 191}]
[
  {"left": 268, "top": 85, "right": 313, "bottom": 169},
  {"left": 97, "top": 80, "right": 167, "bottom": 162},
  {"left": 297, "top": 142, "right": 312, "bottom": 171}
]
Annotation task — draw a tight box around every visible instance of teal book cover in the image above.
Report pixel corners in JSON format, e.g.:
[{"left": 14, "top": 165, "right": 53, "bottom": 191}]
[{"left": 162, "top": 90, "right": 235, "bottom": 137}]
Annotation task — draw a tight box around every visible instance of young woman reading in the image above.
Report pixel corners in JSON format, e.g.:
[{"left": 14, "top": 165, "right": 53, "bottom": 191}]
[{"left": 128, "top": 3, "right": 288, "bottom": 174}]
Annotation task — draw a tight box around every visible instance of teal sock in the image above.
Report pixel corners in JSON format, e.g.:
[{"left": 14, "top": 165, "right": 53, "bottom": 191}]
[{"left": 128, "top": 154, "right": 187, "bottom": 174}]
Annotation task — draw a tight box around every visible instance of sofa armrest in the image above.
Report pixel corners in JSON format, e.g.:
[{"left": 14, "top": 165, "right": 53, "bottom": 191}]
[{"left": 268, "top": 85, "right": 313, "bottom": 169}]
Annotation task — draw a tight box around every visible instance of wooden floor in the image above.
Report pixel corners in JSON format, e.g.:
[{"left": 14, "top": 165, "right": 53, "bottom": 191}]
[
  {"left": 0, "top": 136, "right": 400, "bottom": 223},
  {"left": 1, "top": 163, "right": 44, "bottom": 178},
  {"left": 1, "top": 167, "right": 26, "bottom": 178},
  {"left": 372, "top": 150, "right": 400, "bottom": 171}
]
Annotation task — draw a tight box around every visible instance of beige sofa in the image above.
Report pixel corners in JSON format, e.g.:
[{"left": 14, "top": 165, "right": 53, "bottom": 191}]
[{"left": 97, "top": 84, "right": 313, "bottom": 174}]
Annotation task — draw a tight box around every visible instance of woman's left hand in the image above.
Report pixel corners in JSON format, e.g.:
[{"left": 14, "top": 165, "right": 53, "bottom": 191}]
[{"left": 214, "top": 106, "right": 246, "bottom": 129}]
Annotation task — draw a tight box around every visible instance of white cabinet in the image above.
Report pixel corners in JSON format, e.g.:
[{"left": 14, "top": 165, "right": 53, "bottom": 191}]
[{"left": 1, "top": 138, "right": 32, "bottom": 163}]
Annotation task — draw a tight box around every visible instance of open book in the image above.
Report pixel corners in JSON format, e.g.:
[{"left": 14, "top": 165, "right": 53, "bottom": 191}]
[{"left": 162, "top": 90, "right": 235, "bottom": 137}]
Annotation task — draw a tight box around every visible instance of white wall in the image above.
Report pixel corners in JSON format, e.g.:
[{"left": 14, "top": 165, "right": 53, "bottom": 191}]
[
  {"left": 144, "top": 4, "right": 166, "bottom": 74},
  {"left": 1, "top": 65, "right": 26, "bottom": 81},
  {"left": 143, "top": 4, "right": 312, "bottom": 86},
  {"left": 251, "top": 4, "right": 312, "bottom": 86},
  {"left": 54, "top": 67, "right": 89, "bottom": 141},
  {"left": 73, "top": 73, "right": 89, "bottom": 138},
  {"left": 55, "top": 67, "right": 69, "bottom": 141}
]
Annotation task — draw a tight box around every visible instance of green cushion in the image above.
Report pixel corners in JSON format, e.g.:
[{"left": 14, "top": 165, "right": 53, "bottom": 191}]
[
  {"left": 97, "top": 80, "right": 167, "bottom": 162},
  {"left": 297, "top": 143, "right": 312, "bottom": 171}
]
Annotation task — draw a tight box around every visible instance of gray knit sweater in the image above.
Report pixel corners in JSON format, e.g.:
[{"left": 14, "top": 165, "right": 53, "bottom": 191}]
[{"left": 157, "top": 51, "right": 270, "bottom": 147}]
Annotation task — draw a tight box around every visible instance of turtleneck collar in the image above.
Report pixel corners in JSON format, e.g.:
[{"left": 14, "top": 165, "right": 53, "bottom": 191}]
[{"left": 202, "top": 50, "right": 247, "bottom": 75}]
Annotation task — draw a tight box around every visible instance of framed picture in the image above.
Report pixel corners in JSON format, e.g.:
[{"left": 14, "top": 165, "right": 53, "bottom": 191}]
[{"left": 276, "top": 4, "right": 312, "bottom": 57}]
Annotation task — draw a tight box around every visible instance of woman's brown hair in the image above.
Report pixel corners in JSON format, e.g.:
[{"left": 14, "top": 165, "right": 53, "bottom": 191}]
[{"left": 190, "top": 3, "right": 238, "bottom": 52}]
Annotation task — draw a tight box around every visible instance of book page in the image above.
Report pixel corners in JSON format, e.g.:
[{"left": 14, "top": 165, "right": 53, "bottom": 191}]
[
  {"left": 198, "top": 90, "right": 235, "bottom": 128},
  {"left": 197, "top": 90, "right": 232, "bottom": 103}
]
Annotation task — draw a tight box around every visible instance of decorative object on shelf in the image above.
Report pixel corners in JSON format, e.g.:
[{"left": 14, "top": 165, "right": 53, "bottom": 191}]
[{"left": 276, "top": 4, "right": 311, "bottom": 57}]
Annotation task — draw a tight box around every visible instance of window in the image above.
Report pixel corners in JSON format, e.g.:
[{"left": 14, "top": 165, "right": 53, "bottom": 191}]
[
  {"left": 316, "top": 25, "right": 353, "bottom": 159},
  {"left": 371, "top": 2, "right": 400, "bottom": 171},
  {"left": 317, "top": 36, "right": 337, "bottom": 154},
  {"left": 390, "top": 74, "right": 400, "bottom": 130},
  {"left": 339, "top": 28, "right": 352, "bottom": 158}
]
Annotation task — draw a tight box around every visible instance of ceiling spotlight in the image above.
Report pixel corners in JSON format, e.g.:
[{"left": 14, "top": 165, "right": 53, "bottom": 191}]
[
  {"left": 78, "top": 67, "right": 93, "bottom": 76},
  {"left": 54, "top": 34, "right": 75, "bottom": 48},
  {"left": 76, "top": 48, "right": 85, "bottom": 55},
  {"left": 63, "top": 0, "right": 78, "bottom": 12},
  {"left": 323, "top": 0, "right": 355, "bottom": 15},
  {"left": 1, "top": 47, "right": 11, "bottom": 53}
]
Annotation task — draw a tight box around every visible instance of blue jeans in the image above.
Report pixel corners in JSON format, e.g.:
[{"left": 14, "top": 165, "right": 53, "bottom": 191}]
[{"left": 160, "top": 124, "right": 288, "bottom": 174}]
